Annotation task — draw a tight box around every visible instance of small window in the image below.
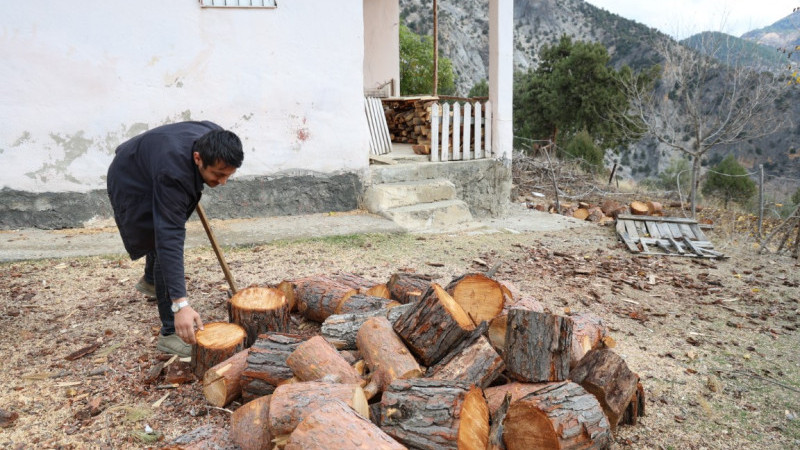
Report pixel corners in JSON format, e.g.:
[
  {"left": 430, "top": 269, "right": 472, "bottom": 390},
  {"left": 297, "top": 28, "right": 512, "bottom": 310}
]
[{"left": 200, "top": 0, "right": 277, "bottom": 7}]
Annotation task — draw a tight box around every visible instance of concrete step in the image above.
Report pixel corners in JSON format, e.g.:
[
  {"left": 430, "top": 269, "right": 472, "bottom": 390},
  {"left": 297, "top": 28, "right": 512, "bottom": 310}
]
[
  {"left": 382, "top": 199, "right": 474, "bottom": 231},
  {"left": 364, "top": 179, "right": 457, "bottom": 212}
]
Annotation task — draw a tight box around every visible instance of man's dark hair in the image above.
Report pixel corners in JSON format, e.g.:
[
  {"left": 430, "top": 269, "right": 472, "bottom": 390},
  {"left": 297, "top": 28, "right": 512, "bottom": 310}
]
[{"left": 194, "top": 130, "right": 244, "bottom": 168}]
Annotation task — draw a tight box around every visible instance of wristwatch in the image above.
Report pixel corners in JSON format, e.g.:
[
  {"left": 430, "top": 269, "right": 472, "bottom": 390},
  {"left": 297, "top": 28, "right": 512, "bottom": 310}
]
[{"left": 171, "top": 300, "right": 190, "bottom": 313}]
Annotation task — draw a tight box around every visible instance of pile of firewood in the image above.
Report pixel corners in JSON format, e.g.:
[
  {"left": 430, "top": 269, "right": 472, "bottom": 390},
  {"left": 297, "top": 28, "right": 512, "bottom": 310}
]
[
  {"left": 183, "top": 271, "right": 644, "bottom": 449},
  {"left": 382, "top": 97, "right": 437, "bottom": 151},
  {"left": 529, "top": 199, "right": 664, "bottom": 224}
]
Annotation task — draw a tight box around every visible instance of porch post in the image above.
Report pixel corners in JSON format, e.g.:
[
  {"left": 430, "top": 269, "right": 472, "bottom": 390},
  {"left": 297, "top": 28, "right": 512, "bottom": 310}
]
[{"left": 489, "top": 0, "right": 513, "bottom": 164}]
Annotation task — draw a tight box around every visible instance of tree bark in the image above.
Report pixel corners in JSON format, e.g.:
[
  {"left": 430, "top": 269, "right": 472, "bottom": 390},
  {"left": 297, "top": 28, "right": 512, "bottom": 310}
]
[
  {"left": 191, "top": 322, "right": 247, "bottom": 379},
  {"left": 328, "top": 273, "right": 390, "bottom": 299},
  {"left": 356, "top": 316, "right": 423, "bottom": 392},
  {"left": 336, "top": 294, "right": 400, "bottom": 315},
  {"left": 386, "top": 273, "right": 432, "bottom": 304},
  {"left": 230, "top": 394, "right": 272, "bottom": 450},
  {"left": 569, "top": 348, "right": 639, "bottom": 431},
  {"left": 202, "top": 349, "right": 248, "bottom": 407},
  {"left": 294, "top": 276, "right": 359, "bottom": 322},
  {"left": 504, "top": 310, "right": 572, "bottom": 383},
  {"left": 621, "top": 381, "right": 646, "bottom": 426},
  {"left": 268, "top": 381, "right": 369, "bottom": 439},
  {"left": 380, "top": 379, "right": 489, "bottom": 450},
  {"left": 445, "top": 273, "right": 506, "bottom": 326},
  {"left": 285, "top": 399, "right": 406, "bottom": 450},
  {"left": 229, "top": 286, "right": 290, "bottom": 347},
  {"left": 321, "top": 304, "right": 412, "bottom": 350},
  {"left": 502, "top": 381, "right": 612, "bottom": 450},
  {"left": 393, "top": 283, "right": 476, "bottom": 366},
  {"left": 487, "top": 297, "right": 544, "bottom": 354},
  {"left": 240, "top": 333, "right": 308, "bottom": 402},
  {"left": 286, "top": 335, "right": 362, "bottom": 384},
  {"left": 484, "top": 382, "right": 549, "bottom": 418},
  {"left": 428, "top": 335, "right": 504, "bottom": 389}
]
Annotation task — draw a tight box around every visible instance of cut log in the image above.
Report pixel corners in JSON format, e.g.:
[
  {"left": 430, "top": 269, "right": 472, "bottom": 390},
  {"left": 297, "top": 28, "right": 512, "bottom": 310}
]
[
  {"left": 428, "top": 335, "right": 504, "bottom": 389},
  {"left": 380, "top": 379, "right": 489, "bottom": 450},
  {"left": 503, "top": 381, "right": 611, "bottom": 449},
  {"left": 328, "top": 273, "right": 390, "bottom": 299},
  {"left": 285, "top": 399, "right": 406, "bottom": 450},
  {"left": 573, "top": 208, "right": 590, "bottom": 220},
  {"left": 365, "top": 283, "right": 391, "bottom": 299},
  {"left": 568, "top": 312, "right": 609, "bottom": 369},
  {"left": 445, "top": 273, "right": 506, "bottom": 326},
  {"left": 484, "top": 382, "right": 549, "bottom": 417},
  {"left": 356, "top": 316, "right": 423, "bottom": 392},
  {"left": 393, "top": 283, "right": 476, "bottom": 366},
  {"left": 230, "top": 394, "right": 272, "bottom": 450},
  {"left": 504, "top": 310, "right": 572, "bottom": 382},
  {"left": 587, "top": 207, "right": 606, "bottom": 223},
  {"left": 203, "top": 349, "right": 248, "bottom": 407},
  {"left": 336, "top": 293, "right": 400, "bottom": 315},
  {"left": 647, "top": 201, "right": 663, "bottom": 216},
  {"left": 568, "top": 348, "right": 640, "bottom": 431},
  {"left": 294, "top": 276, "right": 358, "bottom": 322},
  {"left": 600, "top": 199, "right": 623, "bottom": 216},
  {"left": 286, "top": 335, "right": 362, "bottom": 384},
  {"left": 630, "top": 201, "right": 649, "bottom": 215},
  {"left": 487, "top": 392, "right": 511, "bottom": 450},
  {"left": 487, "top": 297, "right": 544, "bottom": 354},
  {"left": 321, "top": 304, "right": 412, "bottom": 350},
  {"left": 191, "top": 322, "right": 247, "bottom": 379},
  {"left": 240, "top": 333, "right": 308, "bottom": 402},
  {"left": 268, "top": 381, "right": 369, "bottom": 438},
  {"left": 621, "top": 381, "right": 646, "bottom": 426},
  {"left": 386, "top": 273, "right": 431, "bottom": 304},
  {"left": 229, "top": 286, "right": 290, "bottom": 347}
]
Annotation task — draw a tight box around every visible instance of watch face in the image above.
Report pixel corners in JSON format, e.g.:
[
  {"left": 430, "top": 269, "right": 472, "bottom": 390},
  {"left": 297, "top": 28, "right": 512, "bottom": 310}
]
[{"left": 171, "top": 303, "right": 179, "bottom": 313}]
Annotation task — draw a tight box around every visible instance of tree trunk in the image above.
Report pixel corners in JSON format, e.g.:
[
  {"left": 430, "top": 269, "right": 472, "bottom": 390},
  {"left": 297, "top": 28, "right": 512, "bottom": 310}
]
[
  {"left": 191, "top": 322, "right": 247, "bottom": 379},
  {"left": 328, "top": 273, "right": 390, "bottom": 299},
  {"left": 202, "top": 349, "right": 248, "bottom": 407},
  {"left": 321, "top": 304, "right": 412, "bottom": 350},
  {"left": 568, "top": 312, "right": 609, "bottom": 369},
  {"left": 488, "top": 297, "right": 544, "bottom": 354},
  {"left": 691, "top": 154, "right": 701, "bottom": 218},
  {"left": 230, "top": 394, "right": 272, "bottom": 450},
  {"left": 629, "top": 201, "right": 649, "bottom": 215},
  {"left": 428, "top": 335, "right": 504, "bottom": 389},
  {"left": 445, "top": 273, "right": 506, "bottom": 326},
  {"left": 393, "top": 283, "right": 476, "bottom": 366},
  {"left": 356, "top": 316, "right": 423, "bottom": 392},
  {"left": 386, "top": 273, "right": 432, "bottom": 304},
  {"left": 380, "top": 379, "right": 489, "bottom": 450},
  {"left": 502, "top": 381, "right": 612, "bottom": 450},
  {"left": 336, "top": 294, "right": 400, "bottom": 315},
  {"left": 504, "top": 310, "right": 572, "bottom": 383},
  {"left": 268, "top": 381, "right": 369, "bottom": 439},
  {"left": 285, "top": 399, "right": 406, "bottom": 450},
  {"left": 229, "top": 286, "right": 290, "bottom": 347},
  {"left": 568, "top": 348, "right": 639, "bottom": 431},
  {"left": 293, "top": 276, "right": 359, "bottom": 322},
  {"left": 286, "top": 335, "right": 362, "bottom": 384},
  {"left": 484, "top": 382, "right": 549, "bottom": 418},
  {"left": 240, "top": 333, "right": 308, "bottom": 402},
  {"left": 621, "top": 381, "right": 647, "bottom": 426}
]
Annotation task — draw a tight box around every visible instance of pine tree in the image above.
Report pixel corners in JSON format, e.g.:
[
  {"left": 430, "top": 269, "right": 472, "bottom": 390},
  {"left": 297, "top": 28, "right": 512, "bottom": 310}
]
[{"left": 701, "top": 155, "right": 756, "bottom": 208}]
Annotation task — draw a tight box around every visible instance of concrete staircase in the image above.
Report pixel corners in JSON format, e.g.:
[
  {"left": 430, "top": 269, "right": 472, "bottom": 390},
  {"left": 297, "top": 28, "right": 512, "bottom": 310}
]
[{"left": 365, "top": 152, "right": 477, "bottom": 232}]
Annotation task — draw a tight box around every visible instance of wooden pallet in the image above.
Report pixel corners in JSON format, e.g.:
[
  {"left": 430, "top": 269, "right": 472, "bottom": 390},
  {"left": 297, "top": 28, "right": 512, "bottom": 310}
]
[{"left": 615, "top": 214, "right": 724, "bottom": 258}]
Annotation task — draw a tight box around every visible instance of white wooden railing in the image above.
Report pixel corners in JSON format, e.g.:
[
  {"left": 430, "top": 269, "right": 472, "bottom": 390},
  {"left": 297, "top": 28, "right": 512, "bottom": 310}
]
[{"left": 429, "top": 100, "right": 492, "bottom": 162}]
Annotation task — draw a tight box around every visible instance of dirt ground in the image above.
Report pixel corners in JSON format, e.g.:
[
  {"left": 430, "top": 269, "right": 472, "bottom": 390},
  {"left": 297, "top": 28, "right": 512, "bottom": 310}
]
[{"left": 1, "top": 209, "right": 799, "bottom": 449}]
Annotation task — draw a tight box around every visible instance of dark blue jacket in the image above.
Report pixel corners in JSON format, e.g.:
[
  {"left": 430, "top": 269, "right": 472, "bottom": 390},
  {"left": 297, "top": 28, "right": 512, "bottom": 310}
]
[{"left": 107, "top": 121, "right": 221, "bottom": 300}]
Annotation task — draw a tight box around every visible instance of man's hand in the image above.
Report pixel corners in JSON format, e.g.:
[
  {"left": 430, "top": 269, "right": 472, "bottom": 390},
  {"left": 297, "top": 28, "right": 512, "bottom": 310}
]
[{"left": 174, "top": 303, "right": 204, "bottom": 344}]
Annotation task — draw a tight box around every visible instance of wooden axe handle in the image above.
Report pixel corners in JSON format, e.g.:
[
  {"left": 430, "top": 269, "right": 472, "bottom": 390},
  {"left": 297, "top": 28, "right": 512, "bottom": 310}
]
[{"left": 195, "top": 203, "right": 238, "bottom": 295}]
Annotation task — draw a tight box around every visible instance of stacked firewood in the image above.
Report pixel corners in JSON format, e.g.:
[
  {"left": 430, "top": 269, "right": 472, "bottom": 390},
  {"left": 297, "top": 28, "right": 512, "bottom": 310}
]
[
  {"left": 185, "top": 271, "right": 644, "bottom": 449},
  {"left": 528, "top": 198, "right": 664, "bottom": 224},
  {"left": 382, "top": 97, "right": 437, "bottom": 150}
]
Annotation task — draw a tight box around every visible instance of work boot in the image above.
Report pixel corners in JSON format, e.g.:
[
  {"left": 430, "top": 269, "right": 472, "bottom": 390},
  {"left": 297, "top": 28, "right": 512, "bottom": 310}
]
[
  {"left": 156, "top": 334, "right": 191, "bottom": 359},
  {"left": 135, "top": 276, "right": 156, "bottom": 298}
]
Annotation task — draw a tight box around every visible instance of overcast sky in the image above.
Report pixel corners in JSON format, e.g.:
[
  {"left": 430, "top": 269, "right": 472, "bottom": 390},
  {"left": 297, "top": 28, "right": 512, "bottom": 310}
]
[{"left": 583, "top": 0, "right": 798, "bottom": 39}]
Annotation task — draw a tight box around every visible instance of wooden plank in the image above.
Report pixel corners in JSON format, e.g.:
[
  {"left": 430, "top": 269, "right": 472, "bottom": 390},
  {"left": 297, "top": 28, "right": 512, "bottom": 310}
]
[
  {"left": 618, "top": 231, "right": 639, "bottom": 253},
  {"left": 365, "top": 99, "right": 378, "bottom": 155},
  {"left": 474, "top": 102, "right": 483, "bottom": 159},
  {"left": 617, "top": 214, "right": 700, "bottom": 225},
  {"left": 615, "top": 219, "right": 627, "bottom": 236},
  {"left": 667, "top": 236, "right": 685, "bottom": 254},
  {"left": 623, "top": 220, "right": 640, "bottom": 241},
  {"left": 440, "top": 103, "right": 450, "bottom": 162},
  {"left": 668, "top": 223, "right": 682, "bottom": 238},
  {"left": 452, "top": 103, "right": 461, "bottom": 161},
  {"left": 657, "top": 222, "right": 672, "bottom": 238},
  {"left": 645, "top": 221, "right": 661, "bottom": 239},
  {"left": 462, "top": 102, "right": 472, "bottom": 160},
  {"left": 374, "top": 98, "right": 393, "bottom": 155},
  {"left": 369, "top": 155, "right": 397, "bottom": 165},
  {"left": 484, "top": 101, "right": 492, "bottom": 157},
  {"left": 634, "top": 221, "right": 648, "bottom": 237},
  {"left": 679, "top": 224, "right": 696, "bottom": 240},
  {"left": 430, "top": 103, "right": 440, "bottom": 162},
  {"left": 683, "top": 238, "right": 706, "bottom": 257},
  {"left": 690, "top": 224, "right": 708, "bottom": 241}
]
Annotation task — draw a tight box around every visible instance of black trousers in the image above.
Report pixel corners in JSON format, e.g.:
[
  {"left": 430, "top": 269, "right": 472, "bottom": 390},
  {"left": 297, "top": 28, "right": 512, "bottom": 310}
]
[{"left": 146, "top": 251, "right": 175, "bottom": 336}]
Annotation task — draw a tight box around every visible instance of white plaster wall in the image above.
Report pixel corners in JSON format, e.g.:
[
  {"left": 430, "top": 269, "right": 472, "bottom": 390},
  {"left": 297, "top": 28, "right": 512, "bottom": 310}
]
[
  {"left": 0, "top": 0, "right": 370, "bottom": 193},
  {"left": 363, "top": 0, "right": 400, "bottom": 97}
]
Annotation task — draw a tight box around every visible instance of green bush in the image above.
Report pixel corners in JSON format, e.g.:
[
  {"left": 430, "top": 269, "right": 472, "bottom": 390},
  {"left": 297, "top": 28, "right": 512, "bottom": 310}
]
[
  {"left": 564, "top": 130, "right": 604, "bottom": 173},
  {"left": 701, "top": 155, "right": 756, "bottom": 208},
  {"left": 658, "top": 157, "right": 692, "bottom": 192},
  {"left": 792, "top": 187, "right": 800, "bottom": 205}
]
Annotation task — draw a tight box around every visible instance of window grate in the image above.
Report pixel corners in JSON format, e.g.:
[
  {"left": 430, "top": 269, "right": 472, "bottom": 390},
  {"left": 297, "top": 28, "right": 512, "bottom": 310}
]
[{"left": 200, "top": 0, "right": 277, "bottom": 8}]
